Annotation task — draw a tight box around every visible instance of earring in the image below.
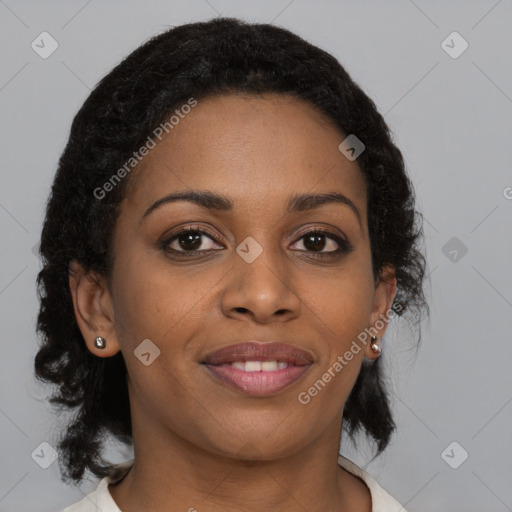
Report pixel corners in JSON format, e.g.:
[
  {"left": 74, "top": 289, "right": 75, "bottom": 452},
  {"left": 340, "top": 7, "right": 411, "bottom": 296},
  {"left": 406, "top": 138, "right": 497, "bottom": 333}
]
[
  {"left": 94, "top": 336, "right": 106, "bottom": 349},
  {"left": 370, "top": 335, "right": 381, "bottom": 354}
]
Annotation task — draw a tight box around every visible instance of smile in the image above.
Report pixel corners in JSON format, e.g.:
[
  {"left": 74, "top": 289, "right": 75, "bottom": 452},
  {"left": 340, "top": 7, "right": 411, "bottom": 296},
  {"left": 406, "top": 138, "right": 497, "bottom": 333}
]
[{"left": 201, "top": 341, "right": 314, "bottom": 397}]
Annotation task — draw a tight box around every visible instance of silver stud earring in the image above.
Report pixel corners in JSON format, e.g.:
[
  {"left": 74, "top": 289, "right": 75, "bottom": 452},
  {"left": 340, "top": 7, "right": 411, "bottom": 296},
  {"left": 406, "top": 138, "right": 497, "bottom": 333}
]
[
  {"left": 94, "top": 336, "right": 106, "bottom": 349},
  {"left": 370, "top": 335, "right": 381, "bottom": 354}
]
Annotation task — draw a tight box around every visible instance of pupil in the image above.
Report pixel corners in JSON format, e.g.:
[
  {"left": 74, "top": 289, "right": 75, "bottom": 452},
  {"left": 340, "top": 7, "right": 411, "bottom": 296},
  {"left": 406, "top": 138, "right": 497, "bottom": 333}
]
[
  {"left": 179, "top": 232, "right": 202, "bottom": 250},
  {"left": 304, "top": 233, "right": 325, "bottom": 251}
]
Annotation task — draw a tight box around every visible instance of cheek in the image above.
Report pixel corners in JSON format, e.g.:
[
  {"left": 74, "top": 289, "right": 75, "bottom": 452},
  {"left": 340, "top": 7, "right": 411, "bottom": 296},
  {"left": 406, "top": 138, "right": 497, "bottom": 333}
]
[
  {"left": 310, "top": 264, "right": 375, "bottom": 343},
  {"left": 298, "top": 264, "right": 375, "bottom": 407},
  {"left": 110, "top": 247, "right": 221, "bottom": 348}
]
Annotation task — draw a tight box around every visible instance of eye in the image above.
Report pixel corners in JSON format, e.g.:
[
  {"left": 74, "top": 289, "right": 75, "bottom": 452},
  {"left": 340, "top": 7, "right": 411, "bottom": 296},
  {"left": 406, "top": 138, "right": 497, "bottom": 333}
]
[
  {"left": 162, "top": 227, "right": 223, "bottom": 254},
  {"left": 161, "top": 226, "right": 352, "bottom": 259},
  {"left": 290, "top": 229, "right": 352, "bottom": 258}
]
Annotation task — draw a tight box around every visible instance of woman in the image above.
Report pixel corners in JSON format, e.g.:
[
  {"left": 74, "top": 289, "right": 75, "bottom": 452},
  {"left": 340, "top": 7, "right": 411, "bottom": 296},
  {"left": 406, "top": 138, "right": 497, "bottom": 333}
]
[{"left": 35, "top": 17, "right": 426, "bottom": 511}]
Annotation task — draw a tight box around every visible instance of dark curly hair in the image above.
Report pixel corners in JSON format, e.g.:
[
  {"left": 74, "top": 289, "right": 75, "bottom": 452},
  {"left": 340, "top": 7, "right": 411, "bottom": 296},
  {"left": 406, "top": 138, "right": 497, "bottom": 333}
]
[{"left": 34, "top": 17, "right": 427, "bottom": 485}]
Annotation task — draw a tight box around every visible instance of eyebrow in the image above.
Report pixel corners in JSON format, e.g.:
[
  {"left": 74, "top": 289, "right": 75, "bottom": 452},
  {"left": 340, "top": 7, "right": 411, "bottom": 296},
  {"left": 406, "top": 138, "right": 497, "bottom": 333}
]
[{"left": 142, "top": 190, "right": 362, "bottom": 226}]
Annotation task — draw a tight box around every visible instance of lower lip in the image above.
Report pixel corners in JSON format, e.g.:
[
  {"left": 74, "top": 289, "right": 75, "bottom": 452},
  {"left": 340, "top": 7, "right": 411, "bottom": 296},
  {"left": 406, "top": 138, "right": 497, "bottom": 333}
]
[{"left": 203, "top": 364, "right": 312, "bottom": 397}]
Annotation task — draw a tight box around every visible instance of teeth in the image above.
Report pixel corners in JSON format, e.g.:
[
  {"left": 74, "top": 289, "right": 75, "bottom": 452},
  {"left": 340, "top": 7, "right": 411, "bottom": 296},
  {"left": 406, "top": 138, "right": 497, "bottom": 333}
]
[
  {"left": 244, "top": 360, "right": 261, "bottom": 372},
  {"left": 227, "top": 360, "right": 289, "bottom": 372},
  {"left": 261, "top": 360, "right": 278, "bottom": 371}
]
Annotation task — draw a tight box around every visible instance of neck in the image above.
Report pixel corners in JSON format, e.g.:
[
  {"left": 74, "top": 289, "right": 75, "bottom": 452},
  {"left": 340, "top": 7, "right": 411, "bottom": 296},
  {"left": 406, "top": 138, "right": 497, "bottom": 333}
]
[{"left": 108, "top": 398, "right": 371, "bottom": 511}]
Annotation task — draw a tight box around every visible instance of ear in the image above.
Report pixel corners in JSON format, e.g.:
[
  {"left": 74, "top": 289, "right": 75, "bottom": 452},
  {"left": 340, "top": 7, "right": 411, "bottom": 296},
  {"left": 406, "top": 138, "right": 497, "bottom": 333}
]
[
  {"left": 364, "top": 265, "right": 398, "bottom": 359},
  {"left": 68, "top": 260, "right": 121, "bottom": 357}
]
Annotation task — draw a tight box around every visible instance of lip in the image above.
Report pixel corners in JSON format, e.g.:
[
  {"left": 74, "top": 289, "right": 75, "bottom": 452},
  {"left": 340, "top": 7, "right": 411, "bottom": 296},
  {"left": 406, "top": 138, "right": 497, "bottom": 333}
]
[
  {"left": 202, "top": 342, "right": 314, "bottom": 365},
  {"left": 201, "top": 341, "right": 314, "bottom": 397}
]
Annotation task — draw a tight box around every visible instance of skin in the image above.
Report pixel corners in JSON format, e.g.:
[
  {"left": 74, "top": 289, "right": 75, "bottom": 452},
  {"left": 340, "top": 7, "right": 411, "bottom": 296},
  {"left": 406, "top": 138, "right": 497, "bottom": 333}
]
[{"left": 69, "top": 93, "right": 397, "bottom": 512}]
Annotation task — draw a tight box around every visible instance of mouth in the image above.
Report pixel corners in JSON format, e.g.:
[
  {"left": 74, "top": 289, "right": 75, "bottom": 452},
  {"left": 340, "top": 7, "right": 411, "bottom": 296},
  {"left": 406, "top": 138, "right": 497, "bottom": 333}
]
[{"left": 201, "top": 341, "right": 314, "bottom": 397}]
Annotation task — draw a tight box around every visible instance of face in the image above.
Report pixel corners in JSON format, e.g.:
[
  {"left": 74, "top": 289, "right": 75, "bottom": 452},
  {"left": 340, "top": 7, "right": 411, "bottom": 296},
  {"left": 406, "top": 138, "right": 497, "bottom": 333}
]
[{"left": 71, "top": 93, "right": 396, "bottom": 461}]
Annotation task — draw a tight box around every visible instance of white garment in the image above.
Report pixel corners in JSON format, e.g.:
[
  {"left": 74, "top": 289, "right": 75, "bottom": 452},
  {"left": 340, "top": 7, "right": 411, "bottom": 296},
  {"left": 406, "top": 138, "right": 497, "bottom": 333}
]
[{"left": 60, "top": 455, "right": 406, "bottom": 512}]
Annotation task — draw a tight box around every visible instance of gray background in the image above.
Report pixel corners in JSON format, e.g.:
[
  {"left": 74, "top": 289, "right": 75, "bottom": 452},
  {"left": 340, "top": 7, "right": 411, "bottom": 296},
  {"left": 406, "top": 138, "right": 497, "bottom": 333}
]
[{"left": 1, "top": 1, "right": 511, "bottom": 510}]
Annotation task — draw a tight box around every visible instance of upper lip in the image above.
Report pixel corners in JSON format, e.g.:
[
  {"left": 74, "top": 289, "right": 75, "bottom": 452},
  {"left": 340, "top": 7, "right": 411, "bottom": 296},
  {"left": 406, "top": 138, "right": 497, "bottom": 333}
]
[{"left": 202, "top": 341, "right": 314, "bottom": 366}]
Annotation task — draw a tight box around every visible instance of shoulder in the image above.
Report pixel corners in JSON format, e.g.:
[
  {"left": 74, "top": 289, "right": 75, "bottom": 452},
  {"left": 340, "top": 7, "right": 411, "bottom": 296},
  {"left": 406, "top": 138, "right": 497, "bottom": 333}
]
[
  {"left": 337, "top": 454, "right": 407, "bottom": 512},
  {"left": 59, "top": 460, "right": 134, "bottom": 512}
]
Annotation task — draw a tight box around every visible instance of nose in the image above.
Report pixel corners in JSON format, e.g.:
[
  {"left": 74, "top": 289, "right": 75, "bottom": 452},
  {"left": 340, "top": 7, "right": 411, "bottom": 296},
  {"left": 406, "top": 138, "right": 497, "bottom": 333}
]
[{"left": 219, "top": 243, "right": 302, "bottom": 324}]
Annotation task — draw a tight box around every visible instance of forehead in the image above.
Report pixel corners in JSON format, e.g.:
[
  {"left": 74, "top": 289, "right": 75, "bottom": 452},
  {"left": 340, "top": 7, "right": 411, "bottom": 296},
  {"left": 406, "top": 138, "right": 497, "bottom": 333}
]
[{"left": 124, "top": 93, "right": 367, "bottom": 219}]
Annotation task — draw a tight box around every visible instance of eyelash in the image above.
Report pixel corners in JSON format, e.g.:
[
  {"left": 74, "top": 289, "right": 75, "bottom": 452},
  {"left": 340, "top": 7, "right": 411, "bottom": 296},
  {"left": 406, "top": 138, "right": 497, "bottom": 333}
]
[{"left": 160, "top": 226, "right": 353, "bottom": 260}]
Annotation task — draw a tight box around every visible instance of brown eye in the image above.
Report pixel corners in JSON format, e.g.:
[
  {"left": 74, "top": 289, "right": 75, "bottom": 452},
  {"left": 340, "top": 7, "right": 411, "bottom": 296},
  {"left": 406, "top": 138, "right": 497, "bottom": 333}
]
[
  {"left": 291, "top": 230, "right": 352, "bottom": 256},
  {"left": 302, "top": 233, "right": 330, "bottom": 252},
  {"left": 162, "top": 228, "right": 223, "bottom": 254}
]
